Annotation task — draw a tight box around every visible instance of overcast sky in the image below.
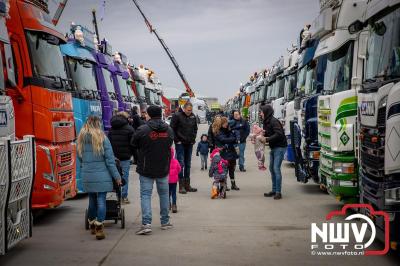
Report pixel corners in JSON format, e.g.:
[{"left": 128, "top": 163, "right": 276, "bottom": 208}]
[{"left": 54, "top": 0, "right": 319, "bottom": 102}]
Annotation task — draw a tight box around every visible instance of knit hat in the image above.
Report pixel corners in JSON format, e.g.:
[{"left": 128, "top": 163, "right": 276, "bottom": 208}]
[{"left": 147, "top": 105, "right": 162, "bottom": 118}]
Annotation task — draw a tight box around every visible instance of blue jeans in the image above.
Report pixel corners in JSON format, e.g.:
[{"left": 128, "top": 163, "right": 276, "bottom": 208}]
[
  {"left": 120, "top": 160, "right": 131, "bottom": 198},
  {"left": 88, "top": 192, "right": 107, "bottom": 222},
  {"left": 139, "top": 175, "right": 170, "bottom": 225},
  {"left": 238, "top": 142, "right": 246, "bottom": 168},
  {"left": 200, "top": 154, "right": 208, "bottom": 169},
  {"left": 169, "top": 183, "right": 177, "bottom": 205},
  {"left": 269, "top": 147, "right": 286, "bottom": 193},
  {"left": 175, "top": 143, "right": 193, "bottom": 182}
]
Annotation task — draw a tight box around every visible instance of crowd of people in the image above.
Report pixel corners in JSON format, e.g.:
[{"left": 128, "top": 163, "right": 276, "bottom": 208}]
[{"left": 76, "top": 102, "right": 287, "bottom": 240}]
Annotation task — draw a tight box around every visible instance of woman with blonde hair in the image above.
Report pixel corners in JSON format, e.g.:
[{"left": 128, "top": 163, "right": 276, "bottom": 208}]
[
  {"left": 77, "top": 116, "right": 121, "bottom": 240},
  {"left": 213, "top": 116, "right": 240, "bottom": 190}
]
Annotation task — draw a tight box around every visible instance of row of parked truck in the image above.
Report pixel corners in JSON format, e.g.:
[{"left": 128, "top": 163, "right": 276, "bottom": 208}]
[
  {"left": 0, "top": 0, "right": 168, "bottom": 212},
  {"left": 225, "top": 0, "right": 400, "bottom": 253}
]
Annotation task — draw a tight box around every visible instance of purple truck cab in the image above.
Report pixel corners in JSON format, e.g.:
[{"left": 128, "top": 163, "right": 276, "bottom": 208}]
[
  {"left": 93, "top": 39, "right": 122, "bottom": 131},
  {"left": 113, "top": 52, "right": 136, "bottom": 112}
]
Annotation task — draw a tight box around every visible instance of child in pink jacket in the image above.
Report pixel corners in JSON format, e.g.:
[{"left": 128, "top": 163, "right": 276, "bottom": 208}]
[{"left": 169, "top": 148, "right": 181, "bottom": 213}]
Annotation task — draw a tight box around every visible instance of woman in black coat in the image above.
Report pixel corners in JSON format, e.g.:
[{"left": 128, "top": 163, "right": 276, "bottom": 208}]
[{"left": 213, "top": 116, "right": 240, "bottom": 190}]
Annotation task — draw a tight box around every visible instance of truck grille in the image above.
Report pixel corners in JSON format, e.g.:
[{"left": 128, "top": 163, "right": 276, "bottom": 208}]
[
  {"left": 59, "top": 170, "right": 73, "bottom": 185},
  {"left": 360, "top": 150, "right": 384, "bottom": 170},
  {"left": 57, "top": 152, "right": 73, "bottom": 167},
  {"left": 377, "top": 106, "right": 386, "bottom": 128},
  {"left": 52, "top": 122, "right": 75, "bottom": 143}
]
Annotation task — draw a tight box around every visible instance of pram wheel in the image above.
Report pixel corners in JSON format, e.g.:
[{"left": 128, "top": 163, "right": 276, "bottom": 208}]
[
  {"left": 120, "top": 208, "right": 125, "bottom": 229},
  {"left": 85, "top": 209, "right": 89, "bottom": 230}
]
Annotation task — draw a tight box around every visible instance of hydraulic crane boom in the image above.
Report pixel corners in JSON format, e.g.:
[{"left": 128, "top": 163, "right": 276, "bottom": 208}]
[{"left": 131, "top": 0, "right": 195, "bottom": 97}]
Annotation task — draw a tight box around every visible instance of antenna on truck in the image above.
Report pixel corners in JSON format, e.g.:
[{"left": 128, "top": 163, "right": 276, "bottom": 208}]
[
  {"left": 131, "top": 0, "right": 195, "bottom": 98},
  {"left": 91, "top": 9, "right": 101, "bottom": 45}
]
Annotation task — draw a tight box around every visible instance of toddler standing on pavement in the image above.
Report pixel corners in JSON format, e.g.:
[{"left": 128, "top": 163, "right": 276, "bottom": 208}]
[
  {"left": 169, "top": 148, "right": 181, "bottom": 213},
  {"left": 196, "top": 134, "right": 210, "bottom": 170},
  {"left": 249, "top": 124, "right": 266, "bottom": 170}
]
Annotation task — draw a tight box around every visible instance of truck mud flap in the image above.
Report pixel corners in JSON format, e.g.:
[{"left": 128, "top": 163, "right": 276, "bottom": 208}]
[{"left": 290, "top": 120, "right": 307, "bottom": 183}]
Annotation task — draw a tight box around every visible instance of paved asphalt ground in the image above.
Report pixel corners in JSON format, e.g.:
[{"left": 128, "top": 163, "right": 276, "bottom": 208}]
[{"left": 0, "top": 124, "right": 398, "bottom": 266}]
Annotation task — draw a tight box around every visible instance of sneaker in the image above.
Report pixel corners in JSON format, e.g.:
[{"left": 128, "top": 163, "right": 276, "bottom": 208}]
[
  {"left": 136, "top": 224, "right": 152, "bottom": 235},
  {"left": 122, "top": 198, "right": 130, "bottom": 204},
  {"left": 274, "top": 193, "right": 282, "bottom": 200},
  {"left": 264, "top": 191, "right": 276, "bottom": 197},
  {"left": 201, "top": 167, "right": 204, "bottom": 171},
  {"left": 161, "top": 223, "right": 173, "bottom": 230}
]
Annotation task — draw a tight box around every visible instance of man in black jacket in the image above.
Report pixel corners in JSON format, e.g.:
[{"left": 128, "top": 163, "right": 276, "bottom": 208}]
[
  {"left": 229, "top": 110, "right": 250, "bottom": 172},
  {"left": 260, "top": 104, "right": 287, "bottom": 200},
  {"left": 132, "top": 105, "right": 174, "bottom": 235},
  {"left": 170, "top": 102, "right": 198, "bottom": 194},
  {"left": 108, "top": 112, "right": 135, "bottom": 204}
]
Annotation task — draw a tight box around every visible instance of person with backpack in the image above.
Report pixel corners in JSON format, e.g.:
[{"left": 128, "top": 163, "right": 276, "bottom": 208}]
[
  {"left": 132, "top": 105, "right": 174, "bottom": 235},
  {"left": 77, "top": 116, "right": 122, "bottom": 240},
  {"left": 108, "top": 111, "right": 135, "bottom": 204},
  {"left": 260, "top": 104, "right": 287, "bottom": 200}
]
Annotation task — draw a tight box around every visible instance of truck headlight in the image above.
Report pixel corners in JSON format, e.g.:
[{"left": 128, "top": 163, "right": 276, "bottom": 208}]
[
  {"left": 385, "top": 187, "right": 400, "bottom": 205},
  {"left": 43, "top": 172, "right": 56, "bottom": 183},
  {"left": 378, "top": 96, "right": 388, "bottom": 109},
  {"left": 333, "top": 162, "right": 355, "bottom": 174},
  {"left": 309, "top": 151, "right": 320, "bottom": 159}
]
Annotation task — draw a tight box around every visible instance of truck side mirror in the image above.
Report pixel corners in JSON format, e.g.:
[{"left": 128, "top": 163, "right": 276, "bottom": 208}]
[{"left": 348, "top": 20, "right": 364, "bottom": 34}]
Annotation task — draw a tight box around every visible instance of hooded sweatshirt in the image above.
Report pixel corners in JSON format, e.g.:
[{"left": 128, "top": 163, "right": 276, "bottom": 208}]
[
  {"left": 261, "top": 104, "right": 287, "bottom": 149},
  {"left": 132, "top": 119, "right": 174, "bottom": 178},
  {"left": 108, "top": 115, "right": 135, "bottom": 160},
  {"left": 169, "top": 148, "right": 181, "bottom": 184}
]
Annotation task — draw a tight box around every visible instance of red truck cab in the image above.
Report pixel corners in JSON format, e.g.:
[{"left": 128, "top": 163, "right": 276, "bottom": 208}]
[{"left": 6, "top": 0, "right": 76, "bottom": 208}]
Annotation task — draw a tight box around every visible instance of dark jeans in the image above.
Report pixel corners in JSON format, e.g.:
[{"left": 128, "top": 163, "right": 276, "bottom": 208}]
[
  {"left": 175, "top": 143, "right": 193, "bottom": 182},
  {"left": 88, "top": 192, "right": 107, "bottom": 222},
  {"left": 169, "top": 183, "right": 177, "bottom": 205},
  {"left": 200, "top": 154, "right": 208, "bottom": 169},
  {"left": 269, "top": 147, "right": 286, "bottom": 193},
  {"left": 228, "top": 159, "right": 236, "bottom": 181}
]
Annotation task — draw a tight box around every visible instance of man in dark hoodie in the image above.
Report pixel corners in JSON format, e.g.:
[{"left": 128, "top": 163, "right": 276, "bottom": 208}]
[
  {"left": 108, "top": 112, "right": 135, "bottom": 204},
  {"left": 260, "top": 104, "right": 287, "bottom": 200},
  {"left": 170, "top": 102, "right": 198, "bottom": 194},
  {"left": 132, "top": 105, "right": 174, "bottom": 235}
]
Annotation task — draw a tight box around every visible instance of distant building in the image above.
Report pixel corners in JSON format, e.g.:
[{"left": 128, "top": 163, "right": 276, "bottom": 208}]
[{"left": 163, "top": 87, "right": 219, "bottom": 111}]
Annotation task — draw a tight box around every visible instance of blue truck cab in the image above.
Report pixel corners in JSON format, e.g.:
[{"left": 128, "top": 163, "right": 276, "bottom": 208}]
[{"left": 61, "top": 25, "right": 102, "bottom": 193}]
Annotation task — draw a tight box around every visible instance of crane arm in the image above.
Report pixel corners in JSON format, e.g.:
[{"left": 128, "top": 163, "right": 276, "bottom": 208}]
[
  {"left": 131, "top": 0, "right": 195, "bottom": 97},
  {"left": 51, "top": 0, "right": 68, "bottom": 26}
]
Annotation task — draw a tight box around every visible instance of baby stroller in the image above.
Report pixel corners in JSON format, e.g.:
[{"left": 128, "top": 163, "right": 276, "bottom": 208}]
[
  {"left": 85, "top": 159, "right": 126, "bottom": 229},
  {"left": 209, "top": 148, "right": 228, "bottom": 199}
]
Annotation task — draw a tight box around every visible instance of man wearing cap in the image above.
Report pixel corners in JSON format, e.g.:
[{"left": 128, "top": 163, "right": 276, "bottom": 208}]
[{"left": 132, "top": 105, "right": 174, "bottom": 235}]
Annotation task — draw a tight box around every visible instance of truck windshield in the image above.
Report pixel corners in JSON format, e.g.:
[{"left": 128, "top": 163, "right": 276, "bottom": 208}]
[
  {"left": 117, "top": 75, "right": 129, "bottom": 98},
  {"left": 241, "top": 95, "right": 246, "bottom": 107},
  {"left": 323, "top": 42, "right": 353, "bottom": 93},
  {"left": 274, "top": 77, "right": 284, "bottom": 98},
  {"left": 284, "top": 73, "right": 297, "bottom": 101},
  {"left": 26, "top": 31, "right": 67, "bottom": 81},
  {"left": 136, "top": 81, "right": 145, "bottom": 98},
  {"left": 145, "top": 88, "right": 154, "bottom": 104},
  {"left": 365, "top": 7, "right": 400, "bottom": 80},
  {"left": 259, "top": 86, "right": 266, "bottom": 102},
  {"left": 296, "top": 67, "right": 307, "bottom": 94},
  {"left": 101, "top": 68, "right": 115, "bottom": 94},
  {"left": 66, "top": 58, "right": 97, "bottom": 94},
  {"left": 267, "top": 83, "right": 274, "bottom": 100},
  {"left": 305, "top": 68, "right": 315, "bottom": 96}
]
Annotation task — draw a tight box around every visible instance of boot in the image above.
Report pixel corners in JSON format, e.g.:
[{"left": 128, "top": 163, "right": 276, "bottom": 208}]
[
  {"left": 179, "top": 181, "right": 187, "bottom": 194},
  {"left": 172, "top": 204, "right": 178, "bottom": 213},
  {"left": 185, "top": 179, "right": 198, "bottom": 192},
  {"left": 231, "top": 180, "right": 240, "bottom": 191},
  {"left": 88, "top": 219, "right": 96, "bottom": 235},
  {"left": 95, "top": 221, "right": 105, "bottom": 240}
]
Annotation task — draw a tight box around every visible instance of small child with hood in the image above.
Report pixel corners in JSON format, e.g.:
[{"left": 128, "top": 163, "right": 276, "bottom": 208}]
[
  {"left": 209, "top": 148, "right": 229, "bottom": 199},
  {"left": 249, "top": 124, "right": 266, "bottom": 170},
  {"left": 196, "top": 134, "right": 210, "bottom": 170},
  {"left": 169, "top": 147, "right": 181, "bottom": 213}
]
